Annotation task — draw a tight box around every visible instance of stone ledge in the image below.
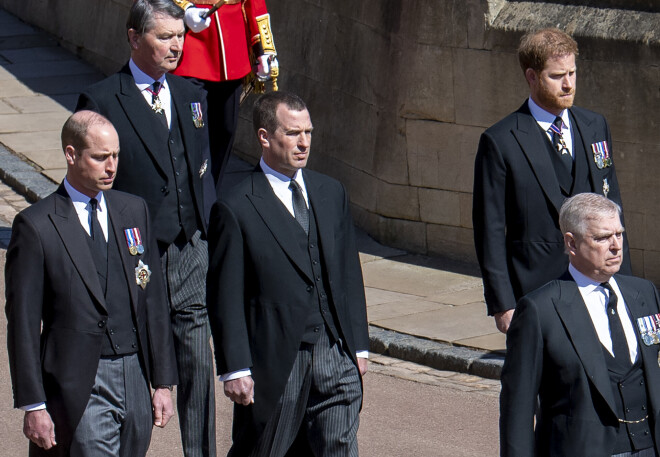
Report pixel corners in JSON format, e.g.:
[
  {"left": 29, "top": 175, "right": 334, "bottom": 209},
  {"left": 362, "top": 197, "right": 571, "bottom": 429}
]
[
  {"left": 369, "top": 325, "right": 504, "bottom": 380},
  {"left": 490, "top": 2, "right": 660, "bottom": 47},
  {"left": 0, "top": 144, "right": 56, "bottom": 202}
]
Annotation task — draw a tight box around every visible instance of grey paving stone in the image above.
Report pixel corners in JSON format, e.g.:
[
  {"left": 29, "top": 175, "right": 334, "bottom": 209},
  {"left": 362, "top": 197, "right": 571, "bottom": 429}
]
[
  {"left": 2, "top": 59, "right": 99, "bottom": 79},
  {"left": 21, "top": 73, "right": 105, "bottom": 96},
  {"left": 0, "top": 34, "right": 56, "bottom": 50},
  {"left": 0, "top": 46, "right": 73, "bottom": 63}
]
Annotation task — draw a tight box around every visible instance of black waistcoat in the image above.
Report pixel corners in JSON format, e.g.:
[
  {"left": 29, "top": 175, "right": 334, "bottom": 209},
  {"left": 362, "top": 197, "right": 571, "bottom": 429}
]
[
  {"left": 289, "top": 203, "right": 341, "bottom": 344},
  {"left": 538, "top": 116, "right": 592, "bottom": 197},
  {"left": 153, "top": 103, "right": 200, "bottom": 244},
  {"left": 86, "top": 216, "right": 138, "bottom": 356},
  {"left": 603, "top": 346, "right": 654, "bottom": 453}
]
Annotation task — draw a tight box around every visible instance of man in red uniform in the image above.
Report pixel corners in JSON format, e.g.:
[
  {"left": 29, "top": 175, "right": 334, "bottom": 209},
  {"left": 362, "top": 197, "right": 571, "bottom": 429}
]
[{"left": 173, "top": 0, "right": 278, "bottom": 195}]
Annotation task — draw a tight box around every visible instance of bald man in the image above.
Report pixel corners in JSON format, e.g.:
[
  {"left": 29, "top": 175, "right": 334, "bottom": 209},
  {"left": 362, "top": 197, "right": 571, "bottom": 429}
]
[{"left": 5, "top": 111, "right": 177, "bottom": 457}]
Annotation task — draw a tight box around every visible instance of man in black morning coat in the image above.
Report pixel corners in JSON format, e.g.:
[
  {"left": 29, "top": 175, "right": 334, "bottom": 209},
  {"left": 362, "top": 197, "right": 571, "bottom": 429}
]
[
  {"left": 501, "top": 193, "right": 660, "bottom": 457},
  {"left": 207, "top": 92, "right": 369, "bottom": 456},
  {"left": 472, "top": 27, "right": 630, "bottom": 334},
  {"left": 75, "top": 1, "right": 216, "bottom": 455},
  {"left": 6, "top": 111, "right": 177, "bottom": 456}
]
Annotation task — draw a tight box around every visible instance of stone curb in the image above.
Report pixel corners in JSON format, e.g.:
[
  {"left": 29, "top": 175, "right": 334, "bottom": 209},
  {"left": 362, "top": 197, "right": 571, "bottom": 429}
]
[
  {"left": 0, "top": 145, "right": 57, "bottom": 203},
  {"left": 369, "top": 325, "right": 504, "bottom": 380}
]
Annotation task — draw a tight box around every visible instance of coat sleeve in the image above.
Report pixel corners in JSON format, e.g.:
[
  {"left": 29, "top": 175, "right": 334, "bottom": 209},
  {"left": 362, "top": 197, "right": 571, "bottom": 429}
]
[
  {"left": 339, "top": 184, "right": 369, "bottom": 353},
  {"left": 140, "top": 198, "right": 178, "bottom": 387},
  {"left": 206, "top": 200, "right": 253, "bottom": 375},
  {"left": 5, "top": 212, "right": 47, "bottom": 408},
  {"left": 499, "top": 296, "right": 544, "bottom": 457},
  {"left": 473, "top": 131, "right": 517, "bottom": 315}
]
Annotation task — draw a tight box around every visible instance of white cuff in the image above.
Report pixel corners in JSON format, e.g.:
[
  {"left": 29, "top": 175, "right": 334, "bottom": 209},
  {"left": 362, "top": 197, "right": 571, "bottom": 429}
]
[
  {"left": 220, "top": 368, "right": 252, "bottom": 382},
  {"left": 356, "top": 351, "right": 369, "bottom": 359},
  {"left": 20, "top": 402, "right": 46, "bottom": 412}
]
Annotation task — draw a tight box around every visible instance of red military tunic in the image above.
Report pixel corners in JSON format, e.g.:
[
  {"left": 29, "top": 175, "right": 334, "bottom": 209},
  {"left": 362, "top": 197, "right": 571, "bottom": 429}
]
[{"left": 173, "top": 0, "right": 270, "bottom": 82}]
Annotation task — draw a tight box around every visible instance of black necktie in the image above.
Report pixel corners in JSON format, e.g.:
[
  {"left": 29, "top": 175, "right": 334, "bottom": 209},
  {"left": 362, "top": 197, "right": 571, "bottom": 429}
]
[
  {"left": 289, "top": 180, "right": 309, "bottom": 235},
  {"left": 151, "top": 81, "right": 168, "bottom": 128},
  {"left": 551, "top": 116, "right": 573, "bottom": 173},
  {"left": 89, "top": 198, "right": 108, "bottom": 286},
  {"left": 601, "top": 282, "right": 630, "bottom": 366}
]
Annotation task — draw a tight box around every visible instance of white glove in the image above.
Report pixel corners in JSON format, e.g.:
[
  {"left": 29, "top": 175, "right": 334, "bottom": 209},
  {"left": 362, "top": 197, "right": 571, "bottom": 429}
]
[
  {"left": 184, "top": 7, "right": 211, "bottom": 33},
  {"left": 256, "top": 54, "right": 278, "bottom": 81}
]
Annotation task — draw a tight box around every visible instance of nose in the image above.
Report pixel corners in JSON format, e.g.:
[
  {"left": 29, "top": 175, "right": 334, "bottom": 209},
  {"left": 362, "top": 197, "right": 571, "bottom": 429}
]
[
  {"left": 610, "top": 234, "right": 622, "bottom": 252},
  {"left": 172, "top": 35, "right": 183, "bottom": 52},
  {"left": 562, "top": 74, "right": 574, "bottom": 91},
  {"left": 107, "top": 157, "right": 117, "bottom": 174},
  {"left": 298, "top": 132, "right": 311, "bottom": 149}
]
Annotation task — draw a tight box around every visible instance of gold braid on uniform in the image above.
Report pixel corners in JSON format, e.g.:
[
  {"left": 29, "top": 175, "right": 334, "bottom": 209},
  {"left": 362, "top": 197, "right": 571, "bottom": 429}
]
[{"left": 172, "top": 0, "right": 194, "bottom": 10}]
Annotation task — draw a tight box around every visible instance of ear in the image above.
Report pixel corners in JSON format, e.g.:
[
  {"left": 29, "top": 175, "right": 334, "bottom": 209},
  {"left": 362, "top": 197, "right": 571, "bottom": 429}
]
[
  {"left": 564, "top": 232, "right": 578, "bottom": 256},
  {"left": 64, "top": 145, "right": 76, "bottom": 166},
  {"left": 524, "top": 68, "right": 537, "bottom": 87},
  {"left": 257, "top": 128, "right": 269, "bottom": 148},
  {"left": 128, "top": 28, "right": 140, "bottom": 51}
]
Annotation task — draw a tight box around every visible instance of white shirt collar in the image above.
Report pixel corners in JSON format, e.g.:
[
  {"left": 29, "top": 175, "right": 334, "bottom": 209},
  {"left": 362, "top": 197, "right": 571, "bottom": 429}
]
[
  {"left": 63, "top": 178, "right": 108, "bottom": 240},
  {"left": 528, "top": 97, "right": 570, "bottom": 132},
  {"left": 259, "top": 157, "right": 308, "bottom": 213},
  {"left": 129, "top": 58, "right": 167, "bottom": 90}
]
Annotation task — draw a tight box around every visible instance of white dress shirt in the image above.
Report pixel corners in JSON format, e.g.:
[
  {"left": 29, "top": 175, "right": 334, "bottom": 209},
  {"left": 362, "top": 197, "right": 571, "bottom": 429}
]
[
  {"left": 569, "top": 264, "right": 638, "bottom": 363},
  {"left": 220, "top": 160, "right": 367, "bottom": 383},
  {"left": 64, "top": 178, "right": 108, "bottom": 241},
  {"left": 528, "top": 97, "right": 574, "bottom": 159},
  {"left": 129, "top": 59, "right": 172, "bottom": 129},
  {"left": 20, "top": 179, "right": 108, "bottom": 412}
]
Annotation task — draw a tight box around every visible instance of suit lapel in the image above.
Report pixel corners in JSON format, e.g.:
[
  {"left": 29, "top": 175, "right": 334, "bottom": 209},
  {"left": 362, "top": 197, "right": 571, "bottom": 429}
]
[
  {"left": 116, "top": 67, "right": 170, "bottom": 176},
  {"left": 553, "top": 276, "right": 618, "bottom": 415},
  {"left": 512, "top": 103, "right": 565, "bottom": 213},
  {"left": 168, "top": 75, "right": 201, "bottom": 179},
  {"left": 569, "top": 108, "right": 601, "bottom": 193},
  {"left": 617, "top": 276, "right": 660, "bottom": 419},
  {"left": 49, "top": 186, "right": 107, "bottom": 311},
  {"left": 247, "top": 171, "right": 313, "bottom": 282},
  {"left": 305, "top": 171, "right": 336, "bottom": 267},
  {"left": 105, "top": 192, "right": 139, "bottom": 314}
]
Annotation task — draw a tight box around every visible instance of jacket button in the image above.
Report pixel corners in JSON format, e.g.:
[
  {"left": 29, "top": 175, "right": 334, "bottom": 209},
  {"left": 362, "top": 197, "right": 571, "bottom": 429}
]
[
  {"left": 306, "top": 286, "right": 312, "bottom": 292},
  {"left": 132, "top": 343, "right": 137, "bottom": 348},
  {"left": 109, "top": 329, "right": 115, "bottom": 335},
  {"left": 133, "top": 328, "right": 137, "bottom": 333},
  {"left": 114, "top": 344, "right": 120, "bottom": 349},
  {"left": 98, "top": 321, "right": 106, "bottom": 328}
]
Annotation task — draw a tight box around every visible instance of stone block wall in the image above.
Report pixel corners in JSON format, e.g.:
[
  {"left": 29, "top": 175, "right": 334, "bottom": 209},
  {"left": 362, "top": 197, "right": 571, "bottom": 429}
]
[{"left": 3, "top": 0, "right": 660, "bottom": 281}]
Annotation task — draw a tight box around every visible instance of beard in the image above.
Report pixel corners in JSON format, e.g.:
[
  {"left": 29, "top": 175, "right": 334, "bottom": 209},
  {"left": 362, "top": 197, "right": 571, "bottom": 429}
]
[{"left": 536, "top": 81, "right": 575, "bottom": 113}]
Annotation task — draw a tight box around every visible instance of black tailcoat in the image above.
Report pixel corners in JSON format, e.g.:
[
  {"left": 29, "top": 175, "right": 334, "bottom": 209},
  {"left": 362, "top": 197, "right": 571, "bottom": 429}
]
[
  {"left": 206, "top": 168, "right": 369, "bottom": 454},
  {"left": 5, "top": 187, "right": 177, "bottom": 456}
]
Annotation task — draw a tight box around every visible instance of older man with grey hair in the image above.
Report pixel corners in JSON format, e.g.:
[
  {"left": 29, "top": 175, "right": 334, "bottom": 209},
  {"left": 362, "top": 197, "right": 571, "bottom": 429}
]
[
  {"left": 500, "top": 192, "right": 660, "bottom": 457},
  {"left": 76, "top": 1, "right": 215, "bottom": 455}
]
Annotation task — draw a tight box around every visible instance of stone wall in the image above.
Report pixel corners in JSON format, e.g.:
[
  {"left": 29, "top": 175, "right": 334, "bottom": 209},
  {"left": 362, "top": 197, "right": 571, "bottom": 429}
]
[{"left": 3, "top": 0, "right": 660, "bottom": 280}]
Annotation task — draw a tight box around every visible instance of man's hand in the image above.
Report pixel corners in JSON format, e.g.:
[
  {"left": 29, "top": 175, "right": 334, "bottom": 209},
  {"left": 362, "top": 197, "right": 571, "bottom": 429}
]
[
  {"left": 184, "top": 7, "right": 211, "bottom": 33},
  {"left": 494, "top": 309, "right": 515, "bottom": 334},
  {"left": 357, "top": 358, "right": 368, "bottom": 376},
  {"left": 23, "top": 410, "right": 56, "bottom": 450},
  {"left": 152, "top": 387, "right": 175, "bottom": 428},
  {"left": 224, "top": 376, "right": 254, "bottom": 405}
]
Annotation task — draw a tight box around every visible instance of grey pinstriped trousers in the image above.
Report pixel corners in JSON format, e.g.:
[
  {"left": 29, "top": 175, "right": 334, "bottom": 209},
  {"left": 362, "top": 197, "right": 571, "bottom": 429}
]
[
  {"left": 251, "top": 328, "right": 362, "bottom": 457},
  {"left": 70, "top": 354, "right": 152, "bottom": 457},
  {"left": 161, "top": 231, "right": 216, "bottom": 457}
]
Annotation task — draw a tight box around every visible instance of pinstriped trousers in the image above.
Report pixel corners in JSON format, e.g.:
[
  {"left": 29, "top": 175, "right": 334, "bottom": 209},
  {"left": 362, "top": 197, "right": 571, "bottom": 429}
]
[
  {"left": 251, "top": 328, "right": 362, "bottom": 457},
  {"left": 162, "top": 231, "right": 216, "bottom": 457},
  {"left": 70, "top": 354, "right": 152, "bottom": 457}
]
